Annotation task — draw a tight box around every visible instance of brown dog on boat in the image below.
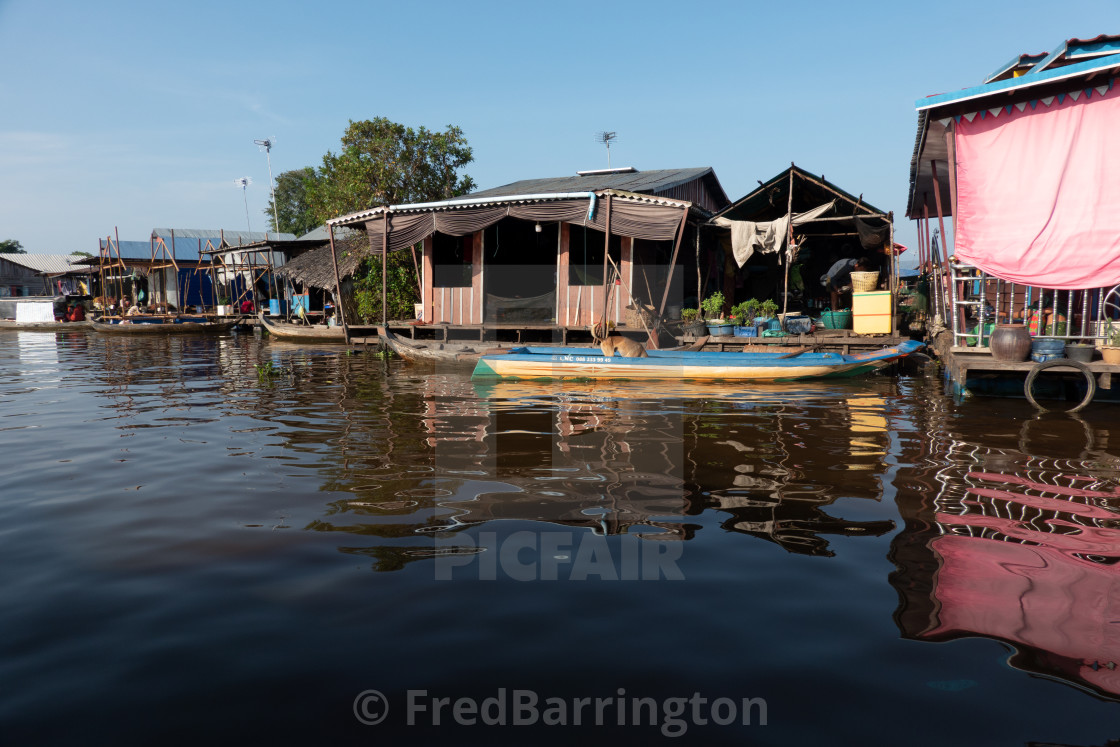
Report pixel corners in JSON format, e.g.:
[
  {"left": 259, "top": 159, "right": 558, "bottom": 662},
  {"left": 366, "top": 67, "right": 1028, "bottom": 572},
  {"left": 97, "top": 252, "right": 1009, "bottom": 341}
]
[{"left": 590, "top": 324, "right": 648, "bottom": 358}]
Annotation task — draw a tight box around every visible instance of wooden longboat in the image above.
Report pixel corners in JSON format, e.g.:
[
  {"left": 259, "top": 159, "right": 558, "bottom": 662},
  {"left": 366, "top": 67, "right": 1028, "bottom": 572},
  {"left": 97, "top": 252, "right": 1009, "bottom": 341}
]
[
  {"left": 0, "top": 320, "right": 91, "bottom": 331},
  {"left": 258, "top": 313, "right": 347, "bottom": 343},
  {"left": 90, "top": 316, "right": 238, "bottom": 334},
  {"left": 381, "top": 330, "right": 515, "bottom": 363},
  {"left": 472, "top": 341, "right": 925, "bottom": 381}
]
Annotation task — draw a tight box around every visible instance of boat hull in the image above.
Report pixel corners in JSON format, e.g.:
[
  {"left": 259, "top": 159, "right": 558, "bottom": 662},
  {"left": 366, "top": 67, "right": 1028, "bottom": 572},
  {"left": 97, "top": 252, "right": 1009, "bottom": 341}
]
[
  {"left": 0, "top": 320, "right": 90, "bottom": 331},
  {"left": 472, "top": 342, "right": 923, "bottom": 381},
  {"left": 381, "top": 330, "right": 514, "bottom": 363},
  {"left": 258, "top": 313, "right": 347, "bottom": 342},
  {"left": 90, "top": 318, "right": 237, "bottom": 335}
]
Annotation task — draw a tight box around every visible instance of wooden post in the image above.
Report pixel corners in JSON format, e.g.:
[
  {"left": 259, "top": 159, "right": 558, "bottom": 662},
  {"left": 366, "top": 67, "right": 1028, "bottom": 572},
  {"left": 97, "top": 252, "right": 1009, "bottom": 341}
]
[
  {"left": 945, "top": 128, "right": 958, "bottom": 221},
  {"left": 931, "top": 161, "right": 951, "bottom": 327},
  {"left": 657, "top": 208, "right": 690, "bottom": 323},
  {"left": 600, "top": 193, "right": 612, "bottom": 330},
  {"left": 381, "top": 211, "right": 389, "bottom": 327},
  {"left": 327, "top": 222, "right": 349, "bottom": 342},
  {"left": 783, "top": 166, "right": 795, "bottom": 317},
  {"left": 889, "top": 210, "right": 896, "bottom": 335}
]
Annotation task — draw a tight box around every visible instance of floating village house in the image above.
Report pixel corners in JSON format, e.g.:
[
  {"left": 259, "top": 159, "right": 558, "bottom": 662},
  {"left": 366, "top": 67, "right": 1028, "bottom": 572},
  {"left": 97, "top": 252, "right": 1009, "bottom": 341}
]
[
  {"left": 85, "top": 229, "right": 295, "bottom": 311},
  {"left": 908, "top": 34, "right": 1120, "bottom": 348},
  {"left": 707, "top": 165, "right": 897, "bottom": 328},
  {"left": 325, "top": 167, "right": 730, "bottom": 345},
  {"left": 0, "top": 253, "right": 87, "bottom": 298}
]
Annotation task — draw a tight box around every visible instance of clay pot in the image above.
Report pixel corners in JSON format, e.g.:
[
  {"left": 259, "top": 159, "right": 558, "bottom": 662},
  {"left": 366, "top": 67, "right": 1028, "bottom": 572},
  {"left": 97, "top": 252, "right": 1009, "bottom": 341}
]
[
  {"left": 989, "top": 324, "right": 1031, "bottom": 361},
  {"left": 1102, "top": 346, "right": 1120, "bottom": 365}
]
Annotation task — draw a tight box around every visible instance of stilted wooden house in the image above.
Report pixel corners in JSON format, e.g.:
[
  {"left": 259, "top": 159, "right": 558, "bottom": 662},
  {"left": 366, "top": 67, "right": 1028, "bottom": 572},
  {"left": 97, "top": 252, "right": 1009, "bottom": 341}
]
[
  {"left": 325, "top": 167, "right": 730, "bottom": 345},
  {"left": 708, "top": 165, "right": 896, "bottom": 323},
  {"left": 908, "top": 34, "right": 1120, "bottom": 349}
]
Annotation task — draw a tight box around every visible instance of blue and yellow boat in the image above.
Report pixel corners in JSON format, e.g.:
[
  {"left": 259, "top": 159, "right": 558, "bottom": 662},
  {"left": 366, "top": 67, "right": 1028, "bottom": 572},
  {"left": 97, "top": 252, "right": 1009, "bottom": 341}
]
[{"left": 471, "top": 340, "right": 924, "bottom": 381}]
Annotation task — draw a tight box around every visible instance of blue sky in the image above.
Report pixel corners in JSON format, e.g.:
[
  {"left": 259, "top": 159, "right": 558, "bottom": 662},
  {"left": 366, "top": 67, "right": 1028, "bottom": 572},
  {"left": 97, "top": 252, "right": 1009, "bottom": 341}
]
[{"left": 1, "top": 0, "right": 1115, "bottom": 259}]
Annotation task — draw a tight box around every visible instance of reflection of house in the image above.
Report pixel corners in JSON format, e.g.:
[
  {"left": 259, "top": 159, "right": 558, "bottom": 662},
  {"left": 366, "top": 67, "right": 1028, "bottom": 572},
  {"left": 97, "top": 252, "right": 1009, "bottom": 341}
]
[
  {"left": 908, "top": 35, "right": 1120, "bottom": 345},
  {"left": 891, "top": 442, "right": 1120, "bottom": 700},
  {"left": 709, "top": 165, "right": 896, "bottom": 322},
  {"left": 326, "top": 167, "right": 730, "bottom": 344}
]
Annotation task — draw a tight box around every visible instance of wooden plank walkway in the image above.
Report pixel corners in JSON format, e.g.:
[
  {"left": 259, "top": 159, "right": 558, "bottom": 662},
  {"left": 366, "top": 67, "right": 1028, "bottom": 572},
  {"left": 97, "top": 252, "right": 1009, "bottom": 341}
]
[{"left": 947, "top": 347, "right": 1118, "bottom": 393}]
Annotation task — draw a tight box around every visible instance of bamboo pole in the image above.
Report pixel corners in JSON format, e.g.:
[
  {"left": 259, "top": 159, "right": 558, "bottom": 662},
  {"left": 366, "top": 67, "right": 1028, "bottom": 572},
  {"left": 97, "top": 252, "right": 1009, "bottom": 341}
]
[{"left": 327, "top": 222, "right": 349, "bottom": 343}]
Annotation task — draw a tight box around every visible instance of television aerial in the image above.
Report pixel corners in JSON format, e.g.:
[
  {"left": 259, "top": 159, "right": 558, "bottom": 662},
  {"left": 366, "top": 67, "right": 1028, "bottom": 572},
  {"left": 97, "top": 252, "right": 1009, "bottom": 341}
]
[
  {"left": 234, "top": 177, "right": 253, "bottom": 234},
  {"left": 254, "top": 137, "right": 279, "bottom": 232},
  {"left": 595, "top": 131, "right": 618, "bottom": 169}
]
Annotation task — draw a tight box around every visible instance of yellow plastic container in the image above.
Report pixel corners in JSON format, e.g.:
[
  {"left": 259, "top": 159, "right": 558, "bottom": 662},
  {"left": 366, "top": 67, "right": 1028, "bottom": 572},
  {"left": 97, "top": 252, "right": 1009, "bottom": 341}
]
[{"left": 853, "top": 291, "right": 892, "bottom": 334}]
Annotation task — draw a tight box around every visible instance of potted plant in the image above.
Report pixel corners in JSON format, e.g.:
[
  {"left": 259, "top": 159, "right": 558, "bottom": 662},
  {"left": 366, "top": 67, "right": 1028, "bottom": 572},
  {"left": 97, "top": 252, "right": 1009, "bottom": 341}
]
[
  {"left": 701, "top": 291, "right": 733, "bottom": 336},
  {"left": 217, "top": 295, "right": 230, "bottom": 316},
  {"left": 758, "top": 299, "right": 780, "bottom": 331},
  {"left": 680, "top": 308, "right": 706, "bottom": 337},
  {"left": 1102, "top": 321, "right": 1120, "bottom": 364},
  {"left": 731, "top": 299, "right": 759, "bottom": 337}
]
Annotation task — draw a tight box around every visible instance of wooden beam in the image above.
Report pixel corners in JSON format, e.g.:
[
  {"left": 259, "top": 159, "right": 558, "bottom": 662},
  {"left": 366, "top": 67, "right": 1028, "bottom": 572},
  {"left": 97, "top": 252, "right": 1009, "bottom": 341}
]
[{"left": 327, "top": 222, "right": 349, "bottom": 343}]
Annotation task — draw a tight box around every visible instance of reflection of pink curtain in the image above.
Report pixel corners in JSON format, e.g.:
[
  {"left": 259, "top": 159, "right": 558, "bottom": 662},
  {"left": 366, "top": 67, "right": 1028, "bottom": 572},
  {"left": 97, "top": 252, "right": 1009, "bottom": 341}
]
[
  {"left": 929, "top": 533, "right": 1120, "bottom": 695},
  {"left": 954, "top": 86, "right": 1120, "bottom": 289}
]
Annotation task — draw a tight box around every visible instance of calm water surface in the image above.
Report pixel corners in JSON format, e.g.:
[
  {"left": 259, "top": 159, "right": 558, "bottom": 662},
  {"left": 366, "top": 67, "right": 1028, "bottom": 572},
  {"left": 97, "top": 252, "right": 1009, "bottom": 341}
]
[{"left": 2, "top": 329, "right": 1120, "bottom": 745}]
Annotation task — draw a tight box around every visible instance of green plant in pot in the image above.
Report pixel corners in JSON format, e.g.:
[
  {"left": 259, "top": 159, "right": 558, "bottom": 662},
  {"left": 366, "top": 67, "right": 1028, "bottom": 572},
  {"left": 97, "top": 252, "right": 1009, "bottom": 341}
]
[
  {"left": 680, "top": 308, "right": 699, "bottom": 323},
  {"left": 700, "top": 291, "right": 726, "bottom": 323},
  {"left": 1103, "top": 321, "right": 1120, "bottom": 365},
  {"left": 759, "top": 299, "right": 779, "bottom": 319},
  {"left": 731, "top": 299, "right": 760, "bottom": 326}
]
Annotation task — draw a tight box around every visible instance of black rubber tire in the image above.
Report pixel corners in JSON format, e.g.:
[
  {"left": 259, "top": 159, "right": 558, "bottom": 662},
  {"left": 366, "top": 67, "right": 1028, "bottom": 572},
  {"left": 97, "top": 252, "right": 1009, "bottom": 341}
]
[{"left": 1024, "top": 358, "right": 1096, "bottom": 412}]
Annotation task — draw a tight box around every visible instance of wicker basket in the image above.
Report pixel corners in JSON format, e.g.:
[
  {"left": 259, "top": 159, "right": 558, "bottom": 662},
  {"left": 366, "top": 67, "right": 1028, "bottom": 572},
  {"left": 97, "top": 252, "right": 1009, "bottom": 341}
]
[
  {"left": 851, "top": 269, "right": 878, "bottom": 291},
  {"left": 850, "top": 271, "right": 879, "bottom": 292}
]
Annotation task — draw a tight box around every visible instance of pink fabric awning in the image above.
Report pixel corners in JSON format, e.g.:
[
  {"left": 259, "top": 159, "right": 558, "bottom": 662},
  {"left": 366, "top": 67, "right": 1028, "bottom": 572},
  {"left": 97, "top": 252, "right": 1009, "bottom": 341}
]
[{"left": 953, "top": 84, "right": 1120, "bottom": 289}]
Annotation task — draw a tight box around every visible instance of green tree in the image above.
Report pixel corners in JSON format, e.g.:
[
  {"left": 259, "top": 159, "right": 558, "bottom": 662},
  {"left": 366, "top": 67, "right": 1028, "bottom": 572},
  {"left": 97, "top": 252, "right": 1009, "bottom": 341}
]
[
  {"left": 309, "top": 118, "right": 476, "bottom": 322},
  {"left": 265, "top": 167, "right": 321, "bottom": 236},
  {"left": 0, "top": 239, "right": 25, "bottom": 254},
  {"left": 310, "top": 117, "right": 475, "bottom": 221},
  {"left": 70, "top": 250, "right": 92, "bottom": 257}
]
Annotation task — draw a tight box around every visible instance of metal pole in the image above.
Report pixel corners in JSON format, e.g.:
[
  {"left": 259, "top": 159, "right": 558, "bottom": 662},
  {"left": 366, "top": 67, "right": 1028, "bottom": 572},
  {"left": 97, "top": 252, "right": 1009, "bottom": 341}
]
[{"left": 266, "top": 147, "right": 278, "bottom": 233}]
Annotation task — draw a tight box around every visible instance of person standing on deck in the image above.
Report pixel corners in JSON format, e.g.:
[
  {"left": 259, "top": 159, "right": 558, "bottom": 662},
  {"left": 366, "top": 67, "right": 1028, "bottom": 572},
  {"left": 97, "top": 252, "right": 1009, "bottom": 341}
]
[{"left": 821, "top": 257, "right": 872, "bottom": 310}]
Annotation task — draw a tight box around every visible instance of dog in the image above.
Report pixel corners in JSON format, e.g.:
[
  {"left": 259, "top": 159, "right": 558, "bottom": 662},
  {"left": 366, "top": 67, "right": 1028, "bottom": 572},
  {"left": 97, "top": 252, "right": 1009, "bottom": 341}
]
[{"left": 590, "top": 324, "right": 648, "bottom": 357}]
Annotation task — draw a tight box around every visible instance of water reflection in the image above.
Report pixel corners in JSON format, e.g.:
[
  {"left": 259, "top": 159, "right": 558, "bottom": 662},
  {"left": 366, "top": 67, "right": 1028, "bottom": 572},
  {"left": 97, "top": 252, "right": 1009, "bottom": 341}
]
[
  {"left": 891, "top": 413, "right": 1120, "bottom": 701},
  {"left": 305, "top": 371, "right": 900, "bottom": 570}
]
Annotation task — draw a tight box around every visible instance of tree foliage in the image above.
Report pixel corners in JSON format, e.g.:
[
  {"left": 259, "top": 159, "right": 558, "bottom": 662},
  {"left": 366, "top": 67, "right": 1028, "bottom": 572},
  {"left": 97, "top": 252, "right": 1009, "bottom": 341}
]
[
  {"left": 264, "top": 167, "right": 321, "bottom": 236},
  {"left": 264, "top": 118, "right": 475, "bottom": 321},
  {"left": 310, "top": 118, "right": 476, "bottom": 221},
  {"left": 0, "top": 239, "right": 25, "bottom": 254}
]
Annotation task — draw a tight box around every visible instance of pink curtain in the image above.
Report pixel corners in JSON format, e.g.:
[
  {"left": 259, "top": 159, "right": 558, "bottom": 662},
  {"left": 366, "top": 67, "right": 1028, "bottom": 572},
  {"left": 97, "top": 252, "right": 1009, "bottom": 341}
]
[{"left": 954, "top": 85, "right": 1120, "bottom": 289}]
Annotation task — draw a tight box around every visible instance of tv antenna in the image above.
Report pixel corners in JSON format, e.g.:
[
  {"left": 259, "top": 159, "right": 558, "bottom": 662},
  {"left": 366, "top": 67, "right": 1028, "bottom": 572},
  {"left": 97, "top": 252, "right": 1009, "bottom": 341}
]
[
  {"left": 254, "top": 137, "right": 279, "bottom": 232},
  {"left": 234, "top": 177, "right": 253, "bottom": 234},
  {"left": 595, "top": 131, "right": 617, "bottom": 168}
]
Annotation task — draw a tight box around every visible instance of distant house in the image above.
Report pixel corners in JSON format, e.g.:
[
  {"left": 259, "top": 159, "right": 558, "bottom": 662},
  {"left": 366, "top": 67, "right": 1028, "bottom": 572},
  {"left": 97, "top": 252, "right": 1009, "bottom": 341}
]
[
  {"left": 79, "top": 228, "right": 295, "bottom": 310},
  {"left": 908, "top": 34, "right": 1120, "bottom": 340},
  {"left": 326, "top": 167, "right": 730, "bottom": 344},
  {"left": 0, "top": 253, "right": 87, "bottom": 297}
]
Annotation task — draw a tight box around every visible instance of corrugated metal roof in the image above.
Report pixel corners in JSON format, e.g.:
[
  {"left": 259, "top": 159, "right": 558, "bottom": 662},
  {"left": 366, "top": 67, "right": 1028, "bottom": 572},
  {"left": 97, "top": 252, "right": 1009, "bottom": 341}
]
[
  {"left": 151, "top": 228, "right": 296, "bottom": 243},
  {"left": 917, "top": 34, "right": 1120, "bottom": 112},
  {"left": 96, "top": 238, "right": 214, "bottom": 261},
  {"left": 0, "top": 253, "right": 84, "bottom": 275},
  {"left": 468, "top": 167, "right": 719, "bottom": 200},
  {"left": 297, "top": 225, "right": 362, "bottom": 241}
]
